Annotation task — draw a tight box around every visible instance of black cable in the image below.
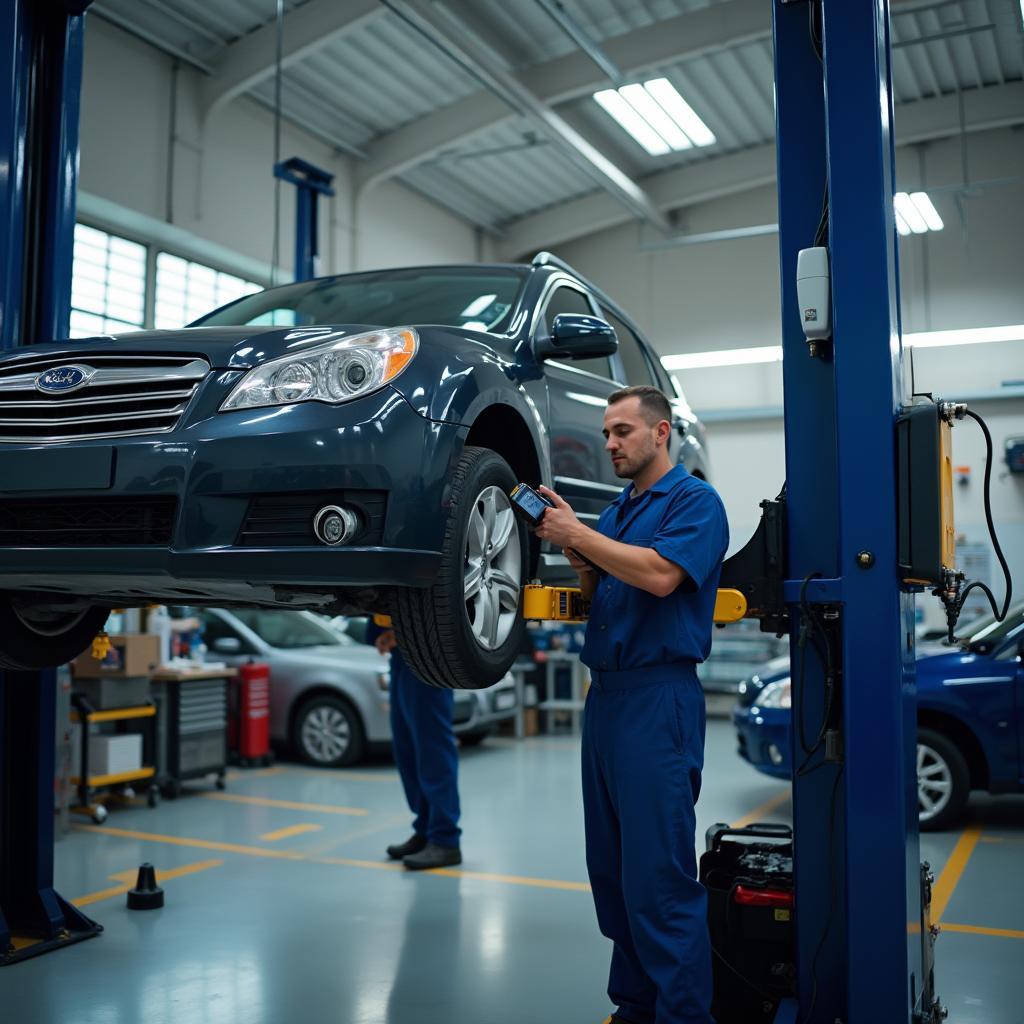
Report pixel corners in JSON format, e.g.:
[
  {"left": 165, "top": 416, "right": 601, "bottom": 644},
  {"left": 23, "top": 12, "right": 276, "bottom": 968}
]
[
  {"left": 801, "top": 765, "right": 844, "bottom": 1024},
  {"left": 953, "top": 409, "right": 1013, "bottom": 624}
]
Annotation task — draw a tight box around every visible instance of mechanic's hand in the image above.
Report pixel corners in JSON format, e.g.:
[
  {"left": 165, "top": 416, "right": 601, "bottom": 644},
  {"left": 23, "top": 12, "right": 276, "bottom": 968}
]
[
  {"left": 375, "top": 628, "right": 398, "bottom": 655},
  {"left": 534, "top": 486, "right": 584, "bottom": 549},
  {"left": 563, "top": 547, "right": 596, "bottom": 577}
]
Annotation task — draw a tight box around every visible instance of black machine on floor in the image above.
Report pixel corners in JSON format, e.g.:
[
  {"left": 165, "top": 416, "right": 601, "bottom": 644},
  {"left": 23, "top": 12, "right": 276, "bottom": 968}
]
[{"left": 700, "top": 823, "right": 796, "bottom": 1023}]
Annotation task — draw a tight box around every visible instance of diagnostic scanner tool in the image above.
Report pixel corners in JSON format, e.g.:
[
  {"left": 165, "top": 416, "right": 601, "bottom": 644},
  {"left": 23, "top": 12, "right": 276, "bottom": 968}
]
[
  {"left": 509, "top": 482, "right": 553, "bottom": 527},
  {"left": 510, "top": 483, "right": 601, "bottom": 572}
]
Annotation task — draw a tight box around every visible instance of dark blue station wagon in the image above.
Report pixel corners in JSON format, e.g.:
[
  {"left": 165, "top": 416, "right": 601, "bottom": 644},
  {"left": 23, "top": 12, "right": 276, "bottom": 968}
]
[{"left": 0, "top": 253, "right": 708, "bottom": 689}]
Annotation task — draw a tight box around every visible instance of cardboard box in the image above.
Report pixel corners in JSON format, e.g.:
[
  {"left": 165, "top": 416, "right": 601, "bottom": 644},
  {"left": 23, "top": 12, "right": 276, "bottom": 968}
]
[
  {"left": 72, "top": 634, "right": 161, "bottom": 679},
  {"left": 88, "top": 734, "right": 142, "bottom": 776}
]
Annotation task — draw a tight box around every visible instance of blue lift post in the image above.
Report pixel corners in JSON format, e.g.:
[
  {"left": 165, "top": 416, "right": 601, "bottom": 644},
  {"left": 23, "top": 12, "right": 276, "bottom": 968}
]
[
  {"left": 773, "top": 1, "right": 930, "bottom": 1021},
  {"left": 273, "top": 157, "right": 335, "bottom": 282},
  {"left": 0, "top": 0, "right": 102, "bottom": 963}
]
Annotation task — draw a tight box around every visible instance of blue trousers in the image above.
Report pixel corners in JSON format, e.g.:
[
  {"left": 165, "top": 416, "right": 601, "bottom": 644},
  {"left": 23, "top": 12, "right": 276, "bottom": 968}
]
[
  {"left": 389, "top": 654, "right": 461, "bottom": 849},
  {"left": 582, "top": 665, "right": 713, "bottom": 1024}
]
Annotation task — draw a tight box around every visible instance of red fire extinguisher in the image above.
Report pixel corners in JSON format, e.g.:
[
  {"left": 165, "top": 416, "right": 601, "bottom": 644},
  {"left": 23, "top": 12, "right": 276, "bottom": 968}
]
[{"left": 230, "top": 661, "right": 272, "bottom": 765}]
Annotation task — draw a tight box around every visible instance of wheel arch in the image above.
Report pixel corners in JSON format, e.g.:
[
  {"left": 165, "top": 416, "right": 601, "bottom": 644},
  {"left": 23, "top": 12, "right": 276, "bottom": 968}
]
[{"left": 917, "top": 709, "right": 989, "bottom": 791}]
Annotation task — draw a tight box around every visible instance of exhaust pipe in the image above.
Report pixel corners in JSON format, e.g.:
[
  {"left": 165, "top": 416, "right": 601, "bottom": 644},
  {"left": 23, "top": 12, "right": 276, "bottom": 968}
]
[{"left": 313, "top": 505, "right": 359, "bottom": 546}]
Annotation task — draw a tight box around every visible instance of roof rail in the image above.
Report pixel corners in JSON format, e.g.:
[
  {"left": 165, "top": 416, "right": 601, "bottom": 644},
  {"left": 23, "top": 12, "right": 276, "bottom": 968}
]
[{"left": 531, "top": 251, "right": 632, "bottom": 328}]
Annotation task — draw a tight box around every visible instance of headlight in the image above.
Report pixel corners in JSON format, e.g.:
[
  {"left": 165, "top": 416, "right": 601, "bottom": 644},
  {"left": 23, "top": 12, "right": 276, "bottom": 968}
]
[
  {"left": 755, "top": 679, "right": 791, "bottom": 709},
  {"left": 220, "top": 327, "right": 418, "bottom": 411}
]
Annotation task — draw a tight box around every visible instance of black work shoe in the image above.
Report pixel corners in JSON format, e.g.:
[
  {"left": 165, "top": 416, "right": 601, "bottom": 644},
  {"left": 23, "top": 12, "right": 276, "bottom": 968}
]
[
  {"left": 402, "top": 843, "right": 462, "bottom": 870},
  {"left": 386, "top": 834, "right": 427, "bottom": 860}
]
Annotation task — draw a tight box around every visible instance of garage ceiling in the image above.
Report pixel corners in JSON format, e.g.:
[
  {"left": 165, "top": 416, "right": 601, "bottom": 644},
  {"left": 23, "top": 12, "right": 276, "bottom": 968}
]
[{"left": 90, "top": 0, "right": 1024, "bottom": 247}]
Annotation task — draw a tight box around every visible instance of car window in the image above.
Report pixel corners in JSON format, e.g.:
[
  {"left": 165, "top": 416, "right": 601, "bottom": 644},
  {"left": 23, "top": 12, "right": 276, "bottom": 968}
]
[
  {"left": 200, "top": 613, "right": 257, "bottom": 654},
  {"left": 230, "top": 609, "right": 343, "bottom": 649},
  {"left": 193, "top": 267, "right": 528, "bottom": 334},
  {"left": 602, "top": 308, "right": 655, "bottom": 385},
  {"left": 542, "top": 286, "right": 611, "bottom": 379}
]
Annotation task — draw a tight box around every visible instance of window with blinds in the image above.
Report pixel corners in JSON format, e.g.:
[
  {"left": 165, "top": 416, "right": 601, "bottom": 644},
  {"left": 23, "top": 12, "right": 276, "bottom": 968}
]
[
  {"left": 69, "top": 224, "right": 147, "bottom": 338},
  {"left": 155, "top": 253, "right": 261, "bottom": 329}
]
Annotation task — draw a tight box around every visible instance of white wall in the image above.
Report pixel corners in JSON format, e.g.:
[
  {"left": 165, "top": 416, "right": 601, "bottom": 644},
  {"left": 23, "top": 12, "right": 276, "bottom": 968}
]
[
  {"left": 78, "top": 16, "right": 480, "bottom": 278},
  {"left": 553, "top": 126, "right": 1024, "bottom": 599}
]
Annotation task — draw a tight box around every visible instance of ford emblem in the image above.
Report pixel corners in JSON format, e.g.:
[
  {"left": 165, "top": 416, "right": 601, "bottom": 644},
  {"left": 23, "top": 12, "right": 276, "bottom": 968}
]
[{"left": 35, "top": 364, "right": 93, "bottom": 394}]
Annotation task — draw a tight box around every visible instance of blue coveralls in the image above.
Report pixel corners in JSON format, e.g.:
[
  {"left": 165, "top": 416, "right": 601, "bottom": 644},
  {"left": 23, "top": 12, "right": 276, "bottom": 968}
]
[
  {"left": 367, "top": 622, "right": 461, "bottom": 849},
  {"left": 580, "top": 465, "right": 728, "bottom": 1024}
]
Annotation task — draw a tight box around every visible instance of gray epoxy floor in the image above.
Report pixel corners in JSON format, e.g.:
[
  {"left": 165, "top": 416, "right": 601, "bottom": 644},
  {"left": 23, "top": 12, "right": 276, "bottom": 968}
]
[{"left": 2, "top": 718, "right": 1023, "bottom": 1024}]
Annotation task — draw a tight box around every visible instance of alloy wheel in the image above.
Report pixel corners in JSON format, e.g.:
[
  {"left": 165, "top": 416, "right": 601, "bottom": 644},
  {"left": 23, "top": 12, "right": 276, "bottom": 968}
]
[
  {"left": 300, "top": 704, "right": 352, "bottom": 764},
  {"left": 463, "top": 485, "right": 521, "bottom": 651},
  {"left": 917, "top": 740, "right": 953, "bottom": 823}
]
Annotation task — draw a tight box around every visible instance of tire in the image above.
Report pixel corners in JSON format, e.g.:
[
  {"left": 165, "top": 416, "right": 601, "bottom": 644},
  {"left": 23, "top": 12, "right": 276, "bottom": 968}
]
[
  {"left": 459, "top": 730, "right": 491, "bottom": 747},
  {"left": 0, "top": 599, "right": 109, "bottom": 670},
  {"left": 394, "top": 446, "right": 527, "bottom": 690},
  {"left": 292, "top": 693, "right": 365, "bottom": 767},
  {"left": 917, "top": 727, "right": 970, "bottom": 831}
]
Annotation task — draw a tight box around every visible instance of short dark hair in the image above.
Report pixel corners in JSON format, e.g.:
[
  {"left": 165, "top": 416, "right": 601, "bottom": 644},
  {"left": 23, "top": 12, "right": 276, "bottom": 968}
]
[{"left": 607, "top": 385, "right": 672, "bottom": 426}]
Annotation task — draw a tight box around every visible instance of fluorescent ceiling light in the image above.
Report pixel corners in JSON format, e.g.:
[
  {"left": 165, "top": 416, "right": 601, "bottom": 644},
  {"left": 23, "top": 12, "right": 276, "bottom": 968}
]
[
  {"left": 594, "top": 78, "right": 715, "bottom": 155},
  {"left": 894, "top": 209, "right": 912, "bottom": 236},
  {"left": 905, "top": 324, "right": 1024, "bottom": 348},
  {"left": 594, "top": 89, "right": 670, "bottom": 155},
  {"left": 660, "top": 325, "right": 1023, "bottom": 370},
  {"left": 644, "top": 78, "right": 716, "bottom": 147},
  {"left": 460, "top": 293, "right": 496, "bottom": 317},
  {"left": 661, "top": 346, "right": 782, "bottom": 370},
  {"left": 619, "top": 84, "right": 693, "bottom": 150},
  {"left": 909, "top": 191, "right": 943, "bottom": 231},
  {"left": 894, "top": 192, "right": 928, "bottom": 233}
]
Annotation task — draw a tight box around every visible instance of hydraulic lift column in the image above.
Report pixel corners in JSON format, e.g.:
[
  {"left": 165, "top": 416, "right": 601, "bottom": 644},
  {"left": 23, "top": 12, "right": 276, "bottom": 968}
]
[
  {"left": 0, "top": 0, "right": 100, "bottom": 963},
  {"left": 772, "top": 1, "right": 930, "bottom": 1021}
]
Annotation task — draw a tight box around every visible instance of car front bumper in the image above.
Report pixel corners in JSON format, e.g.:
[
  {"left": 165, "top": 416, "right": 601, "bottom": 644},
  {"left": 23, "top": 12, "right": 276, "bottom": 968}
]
[
  {"left": 0, "top": 384, "right": 459, "bottom": 606},
  {"left": 732, "top": 705, "right": 792, "bottom": 779}
]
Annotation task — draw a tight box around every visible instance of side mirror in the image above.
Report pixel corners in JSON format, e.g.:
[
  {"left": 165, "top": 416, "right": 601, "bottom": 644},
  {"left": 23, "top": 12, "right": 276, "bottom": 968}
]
[
  {"left": 535, "top": 314, "right": 618, "bottom": 360},
  {"left": 212, "top": 636, "right": 243, "bottom": 655}
]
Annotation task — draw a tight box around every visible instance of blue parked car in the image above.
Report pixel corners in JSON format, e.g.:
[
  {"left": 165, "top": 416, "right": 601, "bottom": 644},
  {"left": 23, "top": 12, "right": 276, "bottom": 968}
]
[
  {"left": 0, "top": 254, "right": 708, "bottom": 689},
  {"left": 733, "top": 604, "right": 1024, "bottom": 830}
]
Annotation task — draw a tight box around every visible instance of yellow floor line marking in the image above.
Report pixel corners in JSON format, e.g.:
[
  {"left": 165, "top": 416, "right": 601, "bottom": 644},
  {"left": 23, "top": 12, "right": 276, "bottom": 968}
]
[
  {"left": 260, "top": 823, "right": 323, "bottom": 842},
  {"left": 73, "top": 825, "right": 590, "bottom": 891},
  {"left": 931, "top": 824, "right": 982, "bottom": 923},
  {"left": 298, "top": 769, "right": 401, "bottom": 782},
  {"left": 941, "top": 922, "right": 1024, "bottom": 940},
  {"left": 730, "top": 789, "right": 791, "bottom": 830},
  {"left": 224, "top": 766, "right": 288, "bottom": 781},
  {"left": 72, "top": 859, "right": 223, "bottom": 907},
  {"left": 201, "top": 792, "right": 368, "bottom": 816}
]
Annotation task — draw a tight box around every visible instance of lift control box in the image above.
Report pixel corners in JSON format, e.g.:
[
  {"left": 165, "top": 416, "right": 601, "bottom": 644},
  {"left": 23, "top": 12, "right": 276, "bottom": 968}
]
[{"left": 897, "top": 399, "right": 956, "bottom": 586}]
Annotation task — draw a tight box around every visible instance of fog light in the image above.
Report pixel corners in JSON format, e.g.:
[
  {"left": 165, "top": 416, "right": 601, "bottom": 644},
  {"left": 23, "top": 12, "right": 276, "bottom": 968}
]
[
  {"left": 768, "top": 744, "right": 784, "bottom": 766},
  {"left": 313, "top": 505, "right": 358, "bottom": 546}
]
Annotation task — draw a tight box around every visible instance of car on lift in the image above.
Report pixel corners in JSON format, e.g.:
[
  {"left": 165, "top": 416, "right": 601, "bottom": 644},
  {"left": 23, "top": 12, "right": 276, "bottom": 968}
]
[
  {"left": 732, "top": 603, "right": 1024, "bottom": 830},
  {"left": 0, "top": 252, "right": 708, "bottom": 689},
  {"left": 198, "top": 608, "right": 517, "bottom": 766}
]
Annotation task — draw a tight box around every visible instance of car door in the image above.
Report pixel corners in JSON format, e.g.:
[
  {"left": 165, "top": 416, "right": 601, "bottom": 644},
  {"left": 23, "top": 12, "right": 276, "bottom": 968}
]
[
  {"left": 990, "top": 623, "right": 1024, "bottom": 785},
  {"left": 537, "top": 281, "right": 622, "bottom": 526}
]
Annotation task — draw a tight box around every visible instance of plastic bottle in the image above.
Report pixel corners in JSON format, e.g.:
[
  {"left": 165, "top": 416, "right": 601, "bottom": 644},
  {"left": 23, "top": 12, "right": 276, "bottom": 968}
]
[{"left": 146, "top": 606, "right": 172, "bottom": 667}]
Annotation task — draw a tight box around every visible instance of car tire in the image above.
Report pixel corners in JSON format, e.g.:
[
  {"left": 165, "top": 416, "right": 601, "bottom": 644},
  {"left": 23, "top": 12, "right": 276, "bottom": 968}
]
[
  {"left": 917, "top": 727, "right": 970, "bottom": 831},
  {"left": 0, "top": 600, "right": 109, "bottom": 671},
  {"left": 292, "top": 694, "right": 365, "bottom": 767},
  {"left": 394, "top": 446, "right": 527, "bottom": 690}
]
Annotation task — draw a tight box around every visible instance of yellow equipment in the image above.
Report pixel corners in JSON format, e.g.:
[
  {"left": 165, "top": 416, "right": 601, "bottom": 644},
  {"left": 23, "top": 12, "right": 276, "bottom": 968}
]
[{"left": 521, "top": 584, "right": 748, "bottom": 624}]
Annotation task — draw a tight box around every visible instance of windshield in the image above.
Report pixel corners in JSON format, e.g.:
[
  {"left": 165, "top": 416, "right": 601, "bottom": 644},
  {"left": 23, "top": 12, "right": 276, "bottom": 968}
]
[
  {"left": 231, "top": 609, "right": 345, "bottom": 649},
  {"left": 964, "top": 601, "right": 1024, "bottom": 647},
  {"left": 192, "top": 266, "right": 528, "bottom": 334}
]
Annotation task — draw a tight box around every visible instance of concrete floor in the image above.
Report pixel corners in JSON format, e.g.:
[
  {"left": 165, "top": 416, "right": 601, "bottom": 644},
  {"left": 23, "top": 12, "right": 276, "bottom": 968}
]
[{"left": 2, "top": 717, "right": 1022, "bottom": 1024}]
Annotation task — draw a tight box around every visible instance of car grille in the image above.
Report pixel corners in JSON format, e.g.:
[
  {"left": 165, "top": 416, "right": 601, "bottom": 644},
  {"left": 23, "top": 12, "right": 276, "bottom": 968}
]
[
  {"left": 237, "top": 491, "right": 387, "bottom": 547},
  {"left": 0, "top": 496, "right": 177, "bottom": 546},
  {"left": 0, "top": 354, "right": 209, "bottom": 442}
]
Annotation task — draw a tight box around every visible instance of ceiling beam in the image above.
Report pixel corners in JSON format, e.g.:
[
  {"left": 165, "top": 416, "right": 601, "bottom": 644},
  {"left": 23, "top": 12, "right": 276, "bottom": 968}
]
[
  {"left": 200, "top": 0, "right": 383, "bottom": 122},
  {"left": 378, "top": 0, "right": 670, "bottom": 233},
  {"left": 497, "top": 80, "right": 1024, "bottom": 256},
  {"left": 356, "top": 0, "right": 768, "bottom": 191}
]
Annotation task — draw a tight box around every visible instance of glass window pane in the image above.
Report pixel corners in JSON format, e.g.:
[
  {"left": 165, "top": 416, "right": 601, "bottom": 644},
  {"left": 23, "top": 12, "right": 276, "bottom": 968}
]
[
  {"left": 155, "top": 252, "right": 267, "bottom": 328},
  {"left": 70, "top": 224, "right": 146, "bottom": 337}
]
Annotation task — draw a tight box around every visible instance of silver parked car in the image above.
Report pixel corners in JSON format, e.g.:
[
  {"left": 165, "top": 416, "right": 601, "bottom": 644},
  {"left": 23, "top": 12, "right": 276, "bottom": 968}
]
[{"left": 198, "top": 608, "right": 517, "bottom": 766}]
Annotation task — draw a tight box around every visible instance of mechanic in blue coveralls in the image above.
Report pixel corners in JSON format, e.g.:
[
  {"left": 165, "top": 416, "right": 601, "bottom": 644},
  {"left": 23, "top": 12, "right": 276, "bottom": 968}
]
[
  {"left": 535, "top": 385, "right": 728, "bottom": 1024},
  {"left": 366, "top": 618, "right": 462, "bottom": 870}
]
